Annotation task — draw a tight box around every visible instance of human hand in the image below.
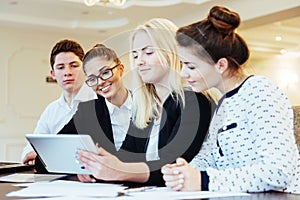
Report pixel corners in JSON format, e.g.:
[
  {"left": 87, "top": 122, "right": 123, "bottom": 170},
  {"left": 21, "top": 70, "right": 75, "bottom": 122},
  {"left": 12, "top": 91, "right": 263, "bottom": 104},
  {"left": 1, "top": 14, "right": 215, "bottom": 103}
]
[
  {"left": 77, "top": 174, "right": 96, "bottom": 183},
  {"left": 23, "top": 151, "right": 37, "bottom": 165},
  {"left": 78, "top": 147, "right": 124, "bottom": 181},
  {"left": 161, "top": 158, "right": 201, "bottom": 191}
]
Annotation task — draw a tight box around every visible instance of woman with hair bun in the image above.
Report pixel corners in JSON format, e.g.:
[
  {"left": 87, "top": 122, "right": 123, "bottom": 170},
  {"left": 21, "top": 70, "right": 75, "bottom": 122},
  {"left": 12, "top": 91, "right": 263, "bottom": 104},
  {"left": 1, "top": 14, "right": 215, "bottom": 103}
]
[{"left": 161, "top": 6, "right": 300, "bottom": 193}]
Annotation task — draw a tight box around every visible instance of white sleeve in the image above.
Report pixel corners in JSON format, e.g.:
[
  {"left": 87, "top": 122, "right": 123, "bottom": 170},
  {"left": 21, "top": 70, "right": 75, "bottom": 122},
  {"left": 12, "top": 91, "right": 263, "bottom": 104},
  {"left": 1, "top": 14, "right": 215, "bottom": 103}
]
[
  {"left": 20, "top": 106, "right": 51, "bottom": 162},
  {"left": 208, "top": 77, "right": 296, "bottom": 192},
  {"left": 189, "top": 121, "right": 218, "bottom": 170}
]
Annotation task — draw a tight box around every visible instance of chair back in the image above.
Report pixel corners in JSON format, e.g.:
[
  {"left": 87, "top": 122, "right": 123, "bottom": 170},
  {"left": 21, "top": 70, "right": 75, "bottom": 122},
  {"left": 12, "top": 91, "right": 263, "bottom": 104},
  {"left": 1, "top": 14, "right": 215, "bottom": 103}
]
[{"left": 293, "top": 105, "right": 300, "bottom": 152}]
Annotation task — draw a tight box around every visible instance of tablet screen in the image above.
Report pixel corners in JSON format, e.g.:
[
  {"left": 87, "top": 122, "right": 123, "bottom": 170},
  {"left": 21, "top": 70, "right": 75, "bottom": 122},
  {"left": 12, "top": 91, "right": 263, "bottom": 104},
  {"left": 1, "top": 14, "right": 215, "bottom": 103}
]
[{"left": 25, "top": 134, "right": 97, "bottom": 174}]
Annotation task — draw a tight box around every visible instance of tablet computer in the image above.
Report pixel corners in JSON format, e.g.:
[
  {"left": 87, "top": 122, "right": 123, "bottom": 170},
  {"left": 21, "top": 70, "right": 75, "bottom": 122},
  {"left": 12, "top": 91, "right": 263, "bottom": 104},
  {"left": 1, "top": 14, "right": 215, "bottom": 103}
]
[{"left": 25, "top": 134, "right": 98, "bottom": 174}]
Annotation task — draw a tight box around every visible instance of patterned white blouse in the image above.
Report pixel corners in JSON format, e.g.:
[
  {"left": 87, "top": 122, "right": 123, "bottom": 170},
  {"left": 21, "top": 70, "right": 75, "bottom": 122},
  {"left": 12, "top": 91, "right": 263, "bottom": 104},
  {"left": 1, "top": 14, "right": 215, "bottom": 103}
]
[{"left": 190, "top": 75, "right": 300, "bottom": 193}]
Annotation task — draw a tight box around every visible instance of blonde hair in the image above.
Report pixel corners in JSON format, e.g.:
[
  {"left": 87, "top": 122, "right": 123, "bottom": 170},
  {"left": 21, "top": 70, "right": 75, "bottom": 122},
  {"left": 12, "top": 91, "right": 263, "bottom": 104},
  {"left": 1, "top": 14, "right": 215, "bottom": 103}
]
[{"left": 130, "top": 18, "right": 185, "bottom": 129}]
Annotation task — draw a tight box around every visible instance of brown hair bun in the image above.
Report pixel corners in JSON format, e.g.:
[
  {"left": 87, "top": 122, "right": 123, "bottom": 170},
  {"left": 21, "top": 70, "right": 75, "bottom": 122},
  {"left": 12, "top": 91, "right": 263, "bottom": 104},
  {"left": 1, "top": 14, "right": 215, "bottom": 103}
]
[
  {"left": 93, "top": 44, "right": 106, "bottom": 48},
  {"left": 208, "top": 6, "right": 240, "bottom": 35}
]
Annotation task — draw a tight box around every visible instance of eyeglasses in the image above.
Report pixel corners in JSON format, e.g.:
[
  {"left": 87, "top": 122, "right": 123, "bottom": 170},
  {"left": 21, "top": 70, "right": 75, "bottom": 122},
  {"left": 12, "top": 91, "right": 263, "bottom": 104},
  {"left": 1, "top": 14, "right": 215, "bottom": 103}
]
[{"left": 85, "top": 63, "right": 120, "bottom": 87}]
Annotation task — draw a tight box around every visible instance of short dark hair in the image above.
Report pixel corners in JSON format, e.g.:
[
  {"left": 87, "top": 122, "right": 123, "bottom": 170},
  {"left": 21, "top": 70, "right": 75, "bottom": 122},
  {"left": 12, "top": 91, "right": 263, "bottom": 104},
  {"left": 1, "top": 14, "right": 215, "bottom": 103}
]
[{"left": 50, "top": 39, "right": 84, "bottom": 69}]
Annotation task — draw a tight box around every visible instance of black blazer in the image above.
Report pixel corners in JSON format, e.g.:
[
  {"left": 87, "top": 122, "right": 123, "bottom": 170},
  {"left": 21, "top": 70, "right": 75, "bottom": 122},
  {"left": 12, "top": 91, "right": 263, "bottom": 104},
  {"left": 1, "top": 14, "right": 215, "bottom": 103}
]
[
  {"left": 34, "top": 95, "right": 118, "bottom": 173},
  {"left": 119, "top": 90, "right": 212, "bottom": 186},
  {"left": 58, "top": 94, "right": 117, "bottom": 154}
]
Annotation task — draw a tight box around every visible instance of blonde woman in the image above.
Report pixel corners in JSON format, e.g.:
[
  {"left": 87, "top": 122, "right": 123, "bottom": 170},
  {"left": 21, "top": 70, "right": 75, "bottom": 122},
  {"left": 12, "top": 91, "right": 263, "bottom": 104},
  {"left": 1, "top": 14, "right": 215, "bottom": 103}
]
[{"left": 77, "top": 18, "right": 213, "bottom": 186}]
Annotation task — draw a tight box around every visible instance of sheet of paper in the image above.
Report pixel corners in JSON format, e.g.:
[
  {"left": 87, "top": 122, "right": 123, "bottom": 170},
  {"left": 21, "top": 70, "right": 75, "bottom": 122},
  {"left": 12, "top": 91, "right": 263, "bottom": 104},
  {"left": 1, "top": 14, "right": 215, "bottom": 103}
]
[
  {"left": 23, "top": 197, "right": 133, "bottom": 200},
  {"left": 6, "top": 180, "right": 126, "bottom": 198},
  {"left": 126, "top": 187, "right": 250, "bottom": 199},
  {"left": 6, "top": 180, "right": 250, "bottom": 199},
  {"left": 0, "top": 173, "right": 67, "bottom": 183}
]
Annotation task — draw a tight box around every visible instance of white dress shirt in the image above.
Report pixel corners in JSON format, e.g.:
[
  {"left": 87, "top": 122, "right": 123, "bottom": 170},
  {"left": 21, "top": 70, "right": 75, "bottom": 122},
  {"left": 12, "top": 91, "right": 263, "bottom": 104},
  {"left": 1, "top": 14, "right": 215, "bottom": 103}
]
[
  {"left": 105, "top": 92, "right": 132, "bottom": 151},
  {"left": 146, "top": 117, "right": 161, "bottom": 161}
]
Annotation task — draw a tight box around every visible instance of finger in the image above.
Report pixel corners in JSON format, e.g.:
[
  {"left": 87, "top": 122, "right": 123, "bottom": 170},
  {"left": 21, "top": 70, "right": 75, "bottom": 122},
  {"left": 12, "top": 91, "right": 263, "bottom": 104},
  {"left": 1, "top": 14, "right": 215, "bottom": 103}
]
[
  {"left": 78, "top": 151, "right": 99, "bottom": 165},
  {"left": 79, "top": 154, "right": 104, "bottom": 175},
  {"left": 161, "top": 165, "right": 173, "bottom": 174},
  {"left": 23, "top": 158, "right": 28, "bottom": 165},
  {"left": 165, "top": 179, "right": 179, "bottom": 188},
  {"left": 23, "top": 152, "right": 37, "bottom": 164},
  {"left": 78, "top": 149, "right": 93, "bottom": 158},
  {"left": 77, "top": 174, "right": 92, "bottom": 182},
  {"left": 28, "top": 160, "right": 35, "bottom": 165},
  {"left": 77, "top": 174, "right": 86, "bottom": 182},
  {"left": 165, "top": 177, "right": 184, "bottom": 189},
  {"left": 163, "top": 173, "right": 184, "bottom": 183},
  {"left": 163, "top": 174, "right": 178, "bottom": 182},
  {"left": 97, "top": 147, "right": 111, "bottom": 156},
  {"left": 172, "top": 182, "right": 184, "bottom": 191},
  {"left": 78, "top": 153, "right": 96, "bottom": 167},
  {"left": 176, "top": 158, "right": 188, "bottom": 166},
  {"left": 163, "top": 163, "right": 174, "bottom": 168}
]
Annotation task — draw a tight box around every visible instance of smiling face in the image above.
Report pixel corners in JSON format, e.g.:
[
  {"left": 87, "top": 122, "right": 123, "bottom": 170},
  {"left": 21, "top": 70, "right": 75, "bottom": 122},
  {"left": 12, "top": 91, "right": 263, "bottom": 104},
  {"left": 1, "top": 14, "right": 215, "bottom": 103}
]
[
  {"left": 178, "top": 46, "right": 223, "bottom": 93},
  {"left": 50, "top": 52, "right": 85, "bottom": 96},
  {"left": 84, "top": 57, "right": 124, "bottom": 99},
  {"left": 132, "top": 30, "right": 169, "bottom": 86}
]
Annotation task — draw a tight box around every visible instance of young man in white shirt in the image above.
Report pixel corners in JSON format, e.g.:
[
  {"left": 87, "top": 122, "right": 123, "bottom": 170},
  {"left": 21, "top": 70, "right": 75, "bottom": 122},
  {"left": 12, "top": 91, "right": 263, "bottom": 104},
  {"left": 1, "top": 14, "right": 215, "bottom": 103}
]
[{"left": 21, "top": 39, "right": 97, "bottom": 165}]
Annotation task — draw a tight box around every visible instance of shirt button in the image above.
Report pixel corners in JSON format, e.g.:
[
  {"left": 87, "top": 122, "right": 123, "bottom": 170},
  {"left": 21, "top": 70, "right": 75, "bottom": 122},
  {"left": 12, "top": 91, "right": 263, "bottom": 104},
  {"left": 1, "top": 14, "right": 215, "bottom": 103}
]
[{"left": 223, "top": 126, "right": 227, "bottom": 131}]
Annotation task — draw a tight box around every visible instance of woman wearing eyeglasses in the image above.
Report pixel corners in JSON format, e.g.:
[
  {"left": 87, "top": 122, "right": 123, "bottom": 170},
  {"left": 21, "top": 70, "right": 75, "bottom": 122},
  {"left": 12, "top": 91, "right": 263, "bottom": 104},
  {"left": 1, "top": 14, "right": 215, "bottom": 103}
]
[
  {"left": 50, "top": 44, "right": 132, "bottom": 182},
  {"left": 76, "top": 18, "right": 213, "bottom": 186},
  {"left": 33, "top": 44, "right": 131, "bottom": 174},
  {"left": 82, "top": 44, "right": 131, "bottom": 152}
]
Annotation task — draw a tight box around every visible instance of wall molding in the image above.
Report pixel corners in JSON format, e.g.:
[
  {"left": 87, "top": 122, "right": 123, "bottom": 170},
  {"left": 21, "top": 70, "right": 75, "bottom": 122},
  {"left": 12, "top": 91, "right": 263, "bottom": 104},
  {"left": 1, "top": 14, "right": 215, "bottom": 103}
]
[{"left": 0, "top": 137, "right": 26, "bottom": 162}]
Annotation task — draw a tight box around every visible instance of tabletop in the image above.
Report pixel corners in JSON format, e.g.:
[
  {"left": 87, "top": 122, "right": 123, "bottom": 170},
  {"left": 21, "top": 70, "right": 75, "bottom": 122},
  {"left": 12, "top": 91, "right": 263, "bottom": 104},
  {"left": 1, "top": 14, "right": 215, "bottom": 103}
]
[{"left": 0, "top": 170, "right": 299, "bottom": 200}]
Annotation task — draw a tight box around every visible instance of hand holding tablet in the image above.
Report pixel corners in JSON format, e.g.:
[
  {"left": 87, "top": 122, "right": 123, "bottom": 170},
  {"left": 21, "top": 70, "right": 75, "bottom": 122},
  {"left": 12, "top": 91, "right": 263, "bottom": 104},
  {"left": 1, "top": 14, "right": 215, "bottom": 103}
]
[{"left": 25, "top": 134, "right": 98, "bottom": 174}]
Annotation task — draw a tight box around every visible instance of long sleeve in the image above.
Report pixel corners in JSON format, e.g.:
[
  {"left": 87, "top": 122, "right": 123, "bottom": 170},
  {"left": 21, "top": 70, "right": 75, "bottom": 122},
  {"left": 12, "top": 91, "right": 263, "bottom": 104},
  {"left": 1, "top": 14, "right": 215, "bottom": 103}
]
[
  {"left": 190, "top": 76, "right": 300, "bottom": 192},
  {"left": 21, "top": 103, "right": 52, "bottom": 162}
]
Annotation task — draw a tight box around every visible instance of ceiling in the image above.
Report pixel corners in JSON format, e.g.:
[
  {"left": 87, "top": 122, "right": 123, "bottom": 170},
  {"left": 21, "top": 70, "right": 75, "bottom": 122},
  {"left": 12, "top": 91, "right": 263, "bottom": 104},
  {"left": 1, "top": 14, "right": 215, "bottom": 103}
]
[{"left": 1, "top": 0, "right": 300, "bottom": 60}]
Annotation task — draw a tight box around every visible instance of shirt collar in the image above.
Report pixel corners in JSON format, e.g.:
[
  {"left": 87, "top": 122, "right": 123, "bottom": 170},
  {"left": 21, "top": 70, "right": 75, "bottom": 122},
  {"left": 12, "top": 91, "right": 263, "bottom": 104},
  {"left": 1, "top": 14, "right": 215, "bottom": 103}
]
[
  {"left": 73, "top": 83, "right": 97, "bottom": 102},
  {"left": 58, "top": 93, "right": 67, "bottom": 107},
  {"left": 215, "top": 75, "right": 253, "bottom": 113},
  {"left": 105, "top": 90, "right": 132, "bottom": 115},
  {"left": 58, "top": 84, "right": 98, "bottom": 109}
]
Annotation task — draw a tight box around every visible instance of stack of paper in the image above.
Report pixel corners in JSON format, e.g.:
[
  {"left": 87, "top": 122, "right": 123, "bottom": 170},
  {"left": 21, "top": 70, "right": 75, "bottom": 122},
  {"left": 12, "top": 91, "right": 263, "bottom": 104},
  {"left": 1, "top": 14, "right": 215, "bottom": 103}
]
[
  {"left": 6, "top": 180, "right": 126, "bottom": 198},
  {"left": 0, "top": 173, "right": 67, "bottom": 183},
  {"left": 6, "top": 179, "right": 250, "bottom": 199}
]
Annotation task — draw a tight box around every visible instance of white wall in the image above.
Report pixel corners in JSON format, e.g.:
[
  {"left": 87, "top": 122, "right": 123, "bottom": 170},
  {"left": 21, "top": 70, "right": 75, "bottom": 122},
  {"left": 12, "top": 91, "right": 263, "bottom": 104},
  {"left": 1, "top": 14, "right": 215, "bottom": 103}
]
[{"left": 246, "top": 54, "right": 300, "bottom": 106}]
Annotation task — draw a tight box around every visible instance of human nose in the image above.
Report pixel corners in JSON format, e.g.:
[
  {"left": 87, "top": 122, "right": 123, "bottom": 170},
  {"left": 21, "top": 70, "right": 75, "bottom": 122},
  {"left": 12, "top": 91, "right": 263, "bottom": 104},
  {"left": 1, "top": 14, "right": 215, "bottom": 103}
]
[
  {"left": 96, "top": 76, "right": 106, "bottom": 86},
  {"left": 180, "top": 66, "right": 189, "bottom": 78},
  {"left": 65, "top": 66, "right": 72, "bottom": 76},
  {"left": 136, "top": 53, "right": 145, "bottom": 67}
]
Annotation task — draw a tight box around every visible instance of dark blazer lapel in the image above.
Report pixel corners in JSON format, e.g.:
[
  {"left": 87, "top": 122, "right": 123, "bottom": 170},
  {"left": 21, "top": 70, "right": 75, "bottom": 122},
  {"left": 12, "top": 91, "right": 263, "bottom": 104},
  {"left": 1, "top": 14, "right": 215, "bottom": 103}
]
[
  {"left": 158, "top": 95, "right": 180, "bottom": 149},
  {"left": 94, "top": 95, "right": 114, "bottom": 144}
]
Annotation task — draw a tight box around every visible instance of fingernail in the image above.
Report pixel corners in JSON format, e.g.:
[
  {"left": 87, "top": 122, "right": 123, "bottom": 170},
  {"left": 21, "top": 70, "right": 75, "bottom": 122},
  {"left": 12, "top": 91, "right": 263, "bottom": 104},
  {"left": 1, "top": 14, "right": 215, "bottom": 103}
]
[
  {"left": 178, "top": 179, "right": 184, "bottom": 183},
  {"left": 178, "top": 174, "right": 184, "bottom": 179},
  {"left": 173, "top": 170, "right": 179, "bottom": 174}
]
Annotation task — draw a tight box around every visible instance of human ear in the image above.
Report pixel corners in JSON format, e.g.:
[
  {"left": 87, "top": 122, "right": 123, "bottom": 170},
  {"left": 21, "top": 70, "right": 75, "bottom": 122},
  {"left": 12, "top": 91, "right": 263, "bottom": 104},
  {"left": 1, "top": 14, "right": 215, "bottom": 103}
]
[
  {"left": 50, "top": 69, "right": 56, "bottom": 80},
  {"left": 118, "top": 64, "right": 125, "bottom": 76},
  {"left": 216, "top": 58, "right": 228, "bottom": 74}
]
